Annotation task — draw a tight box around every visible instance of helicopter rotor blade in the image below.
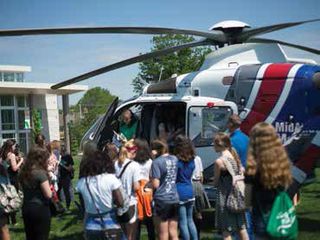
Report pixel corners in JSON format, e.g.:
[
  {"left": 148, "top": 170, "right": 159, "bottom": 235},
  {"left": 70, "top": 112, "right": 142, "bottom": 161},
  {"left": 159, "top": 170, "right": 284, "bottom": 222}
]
[
  {"left": 239, "top": 18, "right": 320, "bottom": 42},
  {"left": 51, "top": 38, "right": 211, "bottom": 89},
  {"left": 248, "top": 37, "right": 320, "bottom": 55},
  {"left": 0, "top": 26, "right": 226, "bottom": 42}
]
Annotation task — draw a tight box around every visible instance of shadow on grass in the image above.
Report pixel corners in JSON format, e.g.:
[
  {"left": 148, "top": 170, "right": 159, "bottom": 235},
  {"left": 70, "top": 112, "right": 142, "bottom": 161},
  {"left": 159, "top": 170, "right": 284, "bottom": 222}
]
[
  {"left": 298, "top": 210, "right": 320, "bottom": 217},
  {"left": 298, "top": 217, "right": 320, "bottom": 233},
  {"left": 61, "top": 215, "right": 82, "bottom": 232},
  {"left": 50, "top": 232, "right": 84, "bottom": 240},
  {"left": 10, "top": 226, "right": 25, "bottom": 234}
]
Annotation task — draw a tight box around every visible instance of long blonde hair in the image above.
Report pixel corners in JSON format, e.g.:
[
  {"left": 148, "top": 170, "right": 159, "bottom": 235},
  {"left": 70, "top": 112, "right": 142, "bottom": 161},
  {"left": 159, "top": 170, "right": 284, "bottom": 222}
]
[
  {"left": 246, "top": 122, "right": 292, "bottom": 189},
  {"left": 118, "top": 140, "right": 136, "bottom": 163},
  {"left": 214, "top": 132, "right": 241, "bottom": 169}
]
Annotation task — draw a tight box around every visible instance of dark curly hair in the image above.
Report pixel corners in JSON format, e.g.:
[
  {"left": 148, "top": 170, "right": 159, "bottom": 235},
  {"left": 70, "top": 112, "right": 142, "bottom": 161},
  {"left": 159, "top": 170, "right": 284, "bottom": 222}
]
[
  {"left": 174, "top": 135, "right": 195, "bottom": 162},
  {"left": 19, "top": 146, "right": 50, "bottom": 186},
  {"left": 35, "top": 133, "right": 46, "bottom": 148},
  {"left": 134, "top": 138, "right": 152, "bottom": 164},
  {"left": 80, "top": 150, "right": 115, "bottom": 178},
  {"left": 0, "top": 139, "right": 16, "bottom": 160}
]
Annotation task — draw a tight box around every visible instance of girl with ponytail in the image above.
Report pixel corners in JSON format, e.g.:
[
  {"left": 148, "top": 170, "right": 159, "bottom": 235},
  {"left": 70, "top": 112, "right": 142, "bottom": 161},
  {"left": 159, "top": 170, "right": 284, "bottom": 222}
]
[{"left": 212, "top": 132, "right": 248, "bottom": 240}]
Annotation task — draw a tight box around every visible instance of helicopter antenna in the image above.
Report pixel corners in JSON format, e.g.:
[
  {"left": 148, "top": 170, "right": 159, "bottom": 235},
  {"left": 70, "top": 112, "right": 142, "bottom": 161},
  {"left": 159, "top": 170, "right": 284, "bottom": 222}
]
[{"left": 158, "top": 66, "right": 164, "bottom": 82}]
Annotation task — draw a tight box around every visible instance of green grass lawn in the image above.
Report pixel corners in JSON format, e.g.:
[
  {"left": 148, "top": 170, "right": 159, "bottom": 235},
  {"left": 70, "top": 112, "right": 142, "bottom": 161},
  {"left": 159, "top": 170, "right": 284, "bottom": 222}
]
[{"left": 10, "top": 158, "right": 320, "bottom": 239}]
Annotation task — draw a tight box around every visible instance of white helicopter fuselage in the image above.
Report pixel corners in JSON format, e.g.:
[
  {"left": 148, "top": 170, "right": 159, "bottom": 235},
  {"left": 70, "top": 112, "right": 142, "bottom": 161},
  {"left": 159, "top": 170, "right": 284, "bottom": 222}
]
[{"left": 88, "top": 42, "right": 319, "bottom": 185}]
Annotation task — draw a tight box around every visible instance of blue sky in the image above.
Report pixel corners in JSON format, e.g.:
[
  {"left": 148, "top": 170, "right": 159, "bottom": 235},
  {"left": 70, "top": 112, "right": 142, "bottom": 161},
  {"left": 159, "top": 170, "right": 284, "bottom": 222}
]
[{"left": 0, "top": 0, "right": 319, "bottom": 105}]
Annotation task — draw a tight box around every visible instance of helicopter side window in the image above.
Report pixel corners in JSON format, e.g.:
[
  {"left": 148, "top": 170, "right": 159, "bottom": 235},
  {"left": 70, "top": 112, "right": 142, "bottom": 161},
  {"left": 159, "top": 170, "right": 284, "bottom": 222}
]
[
  {"left": 189, "top": 106, "right": 232, "bottom": 147},
  {"left": 138, "top": 103, "right": 186, "bottom": 142}
]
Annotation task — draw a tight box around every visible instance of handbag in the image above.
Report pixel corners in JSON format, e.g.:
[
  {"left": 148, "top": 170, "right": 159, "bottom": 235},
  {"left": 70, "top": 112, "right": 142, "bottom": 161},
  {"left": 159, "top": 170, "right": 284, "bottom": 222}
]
[
  {"left": 0, "top": 176, "right": 23, "bottom": 214},
  {"left": 85, "top": 178, "right": 122, "bottom": 240},
  {"left": 222, "top": 157, "right": 246, "bottom": 213}
]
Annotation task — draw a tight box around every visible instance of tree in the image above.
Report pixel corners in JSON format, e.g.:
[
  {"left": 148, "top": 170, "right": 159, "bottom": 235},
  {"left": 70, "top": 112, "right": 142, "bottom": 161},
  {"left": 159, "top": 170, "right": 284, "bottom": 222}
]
[
  {"left": 69, "top": 87, "right": 116, "bottom": 153},
  {"left": 132, "top": 34, "right": 212, "bottom": 94},
  {"left": 32, "top": 109, "right": 42, "bottom": 141}
]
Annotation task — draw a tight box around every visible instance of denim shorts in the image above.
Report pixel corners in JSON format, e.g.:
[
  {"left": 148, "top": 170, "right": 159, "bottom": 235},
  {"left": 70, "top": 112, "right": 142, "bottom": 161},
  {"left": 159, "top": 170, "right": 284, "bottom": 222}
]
[{"left": 154, "top": 200, "right": 179, "bottom": 221}]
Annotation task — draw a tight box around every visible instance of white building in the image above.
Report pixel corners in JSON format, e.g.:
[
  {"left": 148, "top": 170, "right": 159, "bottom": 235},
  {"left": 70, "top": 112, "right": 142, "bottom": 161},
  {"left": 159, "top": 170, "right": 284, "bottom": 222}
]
[{"left": 0, "top": 65, "right": 87, "bottom": 154}]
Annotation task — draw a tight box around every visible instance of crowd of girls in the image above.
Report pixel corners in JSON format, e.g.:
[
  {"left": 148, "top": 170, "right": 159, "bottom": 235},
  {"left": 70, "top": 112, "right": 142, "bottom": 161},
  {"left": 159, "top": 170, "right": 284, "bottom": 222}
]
[{"left": 0, "top": 119, "right": 294, "bottom": 240}]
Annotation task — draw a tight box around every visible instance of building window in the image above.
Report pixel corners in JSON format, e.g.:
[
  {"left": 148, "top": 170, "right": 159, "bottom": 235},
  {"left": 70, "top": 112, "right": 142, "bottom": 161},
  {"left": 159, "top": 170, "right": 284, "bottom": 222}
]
[
  {"left": 17, "top": 96, "right": 26, "bottom": 107},
  {"left": 0, "top": 96, "right": 14, "bottom": 106},
  {"left": 2, "top": 133, "right": 16, "bottom": 141},
  {"left": 3, "top": 72, "right": 15, "bottom": 82},
  {"left": 18, "top": 110, "right": 26, "bottom": 130},
  {"left": 19, "top": 133, "right": 27, "bottom": 155},
  {"left": 16, "top": 72, "right": 24, "bottom": 82},
  {"left": 0, "top": 72, "right": 2, "bottom": 81},
  {"left": 1, "top": 109, "right": 15, "bottom": 130}
]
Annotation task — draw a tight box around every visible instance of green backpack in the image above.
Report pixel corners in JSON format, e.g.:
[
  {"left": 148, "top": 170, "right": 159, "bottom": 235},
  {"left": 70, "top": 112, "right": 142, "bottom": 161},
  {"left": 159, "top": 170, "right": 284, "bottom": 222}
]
[{"left": 261, "top": 191, "right": 298, "bottom": 239}]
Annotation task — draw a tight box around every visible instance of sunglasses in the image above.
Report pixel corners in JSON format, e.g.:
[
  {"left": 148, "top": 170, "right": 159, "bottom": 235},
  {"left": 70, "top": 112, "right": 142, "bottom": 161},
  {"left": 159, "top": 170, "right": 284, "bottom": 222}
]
[{"left": 126, "top": 146, "right": 138, "bottom": 153}]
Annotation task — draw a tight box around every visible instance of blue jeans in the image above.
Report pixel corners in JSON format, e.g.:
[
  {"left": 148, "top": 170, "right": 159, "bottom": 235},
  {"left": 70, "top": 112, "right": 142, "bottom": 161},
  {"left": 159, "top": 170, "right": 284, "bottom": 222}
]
[
  {"left": 178, "top": 200, "right": 198, "bottom": 240},
  {"left": 246, "top": 210, "right": 255, "bottom": 240}
]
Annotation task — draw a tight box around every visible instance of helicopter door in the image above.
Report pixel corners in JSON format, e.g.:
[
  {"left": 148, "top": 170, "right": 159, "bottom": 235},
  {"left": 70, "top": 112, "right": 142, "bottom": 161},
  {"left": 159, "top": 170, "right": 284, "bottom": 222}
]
[
  {"left": 91, "top": 97, "right": 119, "bottom": 149},
  {"left": 188, "top": 105, "right": 232, "bottom": 180}
]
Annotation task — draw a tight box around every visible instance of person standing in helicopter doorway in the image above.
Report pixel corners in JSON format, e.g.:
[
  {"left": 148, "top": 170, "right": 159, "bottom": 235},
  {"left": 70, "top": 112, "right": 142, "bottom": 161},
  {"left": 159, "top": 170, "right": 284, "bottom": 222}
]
[
  {"left": 119, "top": 109, "right": 138, "bottom": 141},
  {"left": 227, "top": 114, "right": 254, "bottom": 240}
]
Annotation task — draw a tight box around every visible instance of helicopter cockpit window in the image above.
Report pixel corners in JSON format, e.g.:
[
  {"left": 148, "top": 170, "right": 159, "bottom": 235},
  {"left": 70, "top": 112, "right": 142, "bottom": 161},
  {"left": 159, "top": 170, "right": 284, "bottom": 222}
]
[{"left": 189, "top": 106, "right": 232, "bottom": 147}]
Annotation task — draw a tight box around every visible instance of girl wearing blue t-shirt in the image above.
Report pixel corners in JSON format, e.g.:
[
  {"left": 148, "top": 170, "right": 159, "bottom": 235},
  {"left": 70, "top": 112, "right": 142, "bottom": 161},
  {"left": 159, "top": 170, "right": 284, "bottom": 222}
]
[{"left": 174, "top": 135, "right": 198, "bottom": 240}]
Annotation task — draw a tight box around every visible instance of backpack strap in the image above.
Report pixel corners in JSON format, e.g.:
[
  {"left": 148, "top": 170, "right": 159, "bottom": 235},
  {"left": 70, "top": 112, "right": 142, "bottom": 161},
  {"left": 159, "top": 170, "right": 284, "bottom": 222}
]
[
  {"left": 85, "top": 177, "right": 106, "bottom": 230},
  {"left": 117, "top": 161, "right": 133, "bottom": 179}
]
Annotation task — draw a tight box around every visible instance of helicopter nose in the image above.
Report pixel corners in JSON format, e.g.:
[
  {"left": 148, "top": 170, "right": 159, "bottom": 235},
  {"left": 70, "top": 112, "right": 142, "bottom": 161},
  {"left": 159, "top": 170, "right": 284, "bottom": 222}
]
[{"left": 313, "top": 72, "right": 320, "bottom": 89}]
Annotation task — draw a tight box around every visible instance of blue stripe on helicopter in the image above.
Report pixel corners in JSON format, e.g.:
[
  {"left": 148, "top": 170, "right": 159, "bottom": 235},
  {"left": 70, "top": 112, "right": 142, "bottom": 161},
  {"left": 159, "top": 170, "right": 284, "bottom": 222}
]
[{"left": 273, "top": 64, "right": 320, "bottom": 133}]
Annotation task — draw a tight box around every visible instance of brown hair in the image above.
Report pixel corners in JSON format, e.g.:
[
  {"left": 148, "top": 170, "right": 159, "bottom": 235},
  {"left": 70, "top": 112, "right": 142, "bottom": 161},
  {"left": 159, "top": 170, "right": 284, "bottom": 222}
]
[
  {"left": 51, "top": 140, "right": 60, "bottom": 151},
  {"left": 46, "top": 143, "right": 52, "bottom": 154},
  {"left": 19, "top": 146, "right": 50, "bottom": 186},
  {"left": 80, "top": 150, "right": 115, "bottom": 177},
  {"left": 214, "top": 132, "right": 241, "bottom": 168},
  {"left": 103, "top": 142, "right": 118, "bottom": 162},
  {"left": 134, "top": 138, "right": 152, "bottom": 164},
  {"left": 174, "top": 135, "right": 195, "bottom": 162},
  {"left": 35, "top": 134, "right": 46, "bottom": 148},
  {"left": 0, "top": 139, "right": 16, "bottom": 160},
  {"left": 151, "top": 139, "right": 168, "bottom": 159},
  {"left": 228, "top": 114, "right": 242, "bottom": 128},
  {"left": 246, "top": 122, "right": 292, "bottom": 189}
]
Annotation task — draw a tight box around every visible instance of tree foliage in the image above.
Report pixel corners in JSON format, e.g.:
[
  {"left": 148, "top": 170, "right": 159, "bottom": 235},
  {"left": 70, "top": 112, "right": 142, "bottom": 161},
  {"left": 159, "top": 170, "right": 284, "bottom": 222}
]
[
  {"left": 69, "top": 87, "right": 116, "bottom": 153},
  {"left": 133, "top": 34, "right": 212, "bottom": 94},
  {"left": 32, "top": 109, "right": 42, "bottom": 141}
]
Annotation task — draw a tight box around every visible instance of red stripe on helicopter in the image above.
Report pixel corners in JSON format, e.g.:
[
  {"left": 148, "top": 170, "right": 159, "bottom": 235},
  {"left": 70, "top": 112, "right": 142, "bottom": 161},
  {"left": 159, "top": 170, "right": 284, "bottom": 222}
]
[
  {"left": 295, "top": 145, "right": 320, "bottom": 175},
  {"left": 241, "top": 64, "right": 294, "bottom": 134}
]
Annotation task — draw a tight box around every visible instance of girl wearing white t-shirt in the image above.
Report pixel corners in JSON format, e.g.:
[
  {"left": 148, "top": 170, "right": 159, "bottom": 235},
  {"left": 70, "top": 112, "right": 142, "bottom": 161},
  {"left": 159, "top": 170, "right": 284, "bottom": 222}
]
[
  {"left": 77, "top": 150, "right": 124, "bottom": 239},
  {"left": 115, "top": 140, "right": 142, "bottom": 240}
]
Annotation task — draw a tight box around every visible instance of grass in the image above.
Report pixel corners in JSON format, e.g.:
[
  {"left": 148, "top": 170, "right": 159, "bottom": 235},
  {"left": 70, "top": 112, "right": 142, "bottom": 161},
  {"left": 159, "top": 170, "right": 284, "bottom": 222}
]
[{"left": 10, "top": 158, "right": 320, "bottom": 239}]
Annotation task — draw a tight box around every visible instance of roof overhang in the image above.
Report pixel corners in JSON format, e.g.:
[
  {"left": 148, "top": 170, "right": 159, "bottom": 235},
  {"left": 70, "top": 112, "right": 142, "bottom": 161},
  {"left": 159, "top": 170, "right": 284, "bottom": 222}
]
[
  {"left": 0, "top": 65, "right": 31, "bottom": 72},
  {"left": 0, "top": 82, "right": 88, "bottom": 95}
]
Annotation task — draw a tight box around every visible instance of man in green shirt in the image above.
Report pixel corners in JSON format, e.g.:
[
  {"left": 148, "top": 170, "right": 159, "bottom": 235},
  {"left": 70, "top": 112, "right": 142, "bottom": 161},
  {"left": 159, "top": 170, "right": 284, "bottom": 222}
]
[{"left": 119, "top": 109, "right": 138, "bottom": 140}]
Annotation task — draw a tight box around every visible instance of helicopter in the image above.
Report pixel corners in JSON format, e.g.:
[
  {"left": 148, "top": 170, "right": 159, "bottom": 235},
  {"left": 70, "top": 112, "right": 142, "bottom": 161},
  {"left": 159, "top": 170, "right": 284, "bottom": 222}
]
[{"left": 1, "top": 19, "right": 319, "bottom": 188}]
